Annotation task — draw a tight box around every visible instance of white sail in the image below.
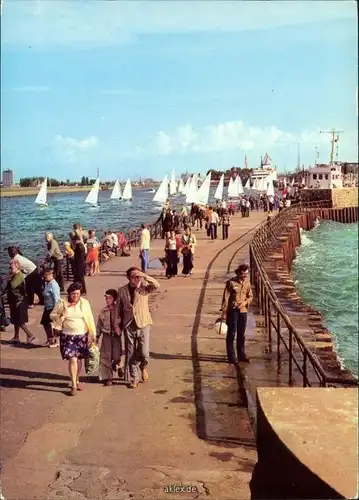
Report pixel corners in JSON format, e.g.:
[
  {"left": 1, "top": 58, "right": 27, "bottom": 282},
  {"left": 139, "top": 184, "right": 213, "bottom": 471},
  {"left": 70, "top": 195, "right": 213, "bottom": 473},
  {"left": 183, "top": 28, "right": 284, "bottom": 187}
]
[
  {"left": 237, "top": 175, "right": 244, "bottom": 195},
  {"left": 244, "top": 177, "right": 251, "bottom": 190},
  {"left": 178, "top": 178, "right": 185, "bottom": 193},
  {"left": 267, "top": 178, "right": 275, "bottom": 197},
  {"left": 283, "top": 177, "right": 287, "bottom": 188},
  {"left": 35, "top": 178, "right": 48, "bottom": 205},
  {"left": 110, "top": 178, "right": 122, "bottom": 199},
  {"left": 153, "top": 175, "right": 169, "bottom": 203},
  {"left": 122, "top": 178, "right": 132, "bottom": 200},
  {"left": 170, "top": 170, "right": 177, "bottom": 195},
  {"left": 195, "top": 172, "right": 211, "bottom": 206},
  {"left": 291, "top": 177, "right": 295, "bottom": 187},
  {"left": 228, "top": 177, "right": 237, "bottom": 198},
  {"left": 85, "top": 178, "right": 100, "bottom": 205},
  {"left": 214, "top": 174, "right": 224, "bottom": 200},
  {"left": 183, "top": 177, "right": 191, "bottom": 195},
  {"left": 186, "top": 176, "right": 198, "bottom": 204}
]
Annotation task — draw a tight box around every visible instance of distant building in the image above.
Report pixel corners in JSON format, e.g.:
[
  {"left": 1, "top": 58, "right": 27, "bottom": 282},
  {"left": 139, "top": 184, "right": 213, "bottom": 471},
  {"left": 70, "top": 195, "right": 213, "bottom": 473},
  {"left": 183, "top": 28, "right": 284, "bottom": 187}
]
[{"left": 2, "top": 169, "right": 14, "bottom": 187}]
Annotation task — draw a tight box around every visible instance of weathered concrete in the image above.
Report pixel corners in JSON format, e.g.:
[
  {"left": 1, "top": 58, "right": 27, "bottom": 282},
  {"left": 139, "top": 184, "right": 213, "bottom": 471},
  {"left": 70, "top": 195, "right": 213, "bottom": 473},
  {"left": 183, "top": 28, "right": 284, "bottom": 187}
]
[
  {"left": 251, "top": 387, "right": 358, "bottom": 499},
  {"left": 1, "top": 212, "right": 266, "bottom": 500}
]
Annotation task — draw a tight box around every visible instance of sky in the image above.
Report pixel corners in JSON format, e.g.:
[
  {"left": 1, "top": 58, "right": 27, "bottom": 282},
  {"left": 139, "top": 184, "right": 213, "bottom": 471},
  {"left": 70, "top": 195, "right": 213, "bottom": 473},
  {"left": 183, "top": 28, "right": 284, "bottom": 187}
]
[{"left": 1, "top": 0, "right": 358, "bottom": 182}]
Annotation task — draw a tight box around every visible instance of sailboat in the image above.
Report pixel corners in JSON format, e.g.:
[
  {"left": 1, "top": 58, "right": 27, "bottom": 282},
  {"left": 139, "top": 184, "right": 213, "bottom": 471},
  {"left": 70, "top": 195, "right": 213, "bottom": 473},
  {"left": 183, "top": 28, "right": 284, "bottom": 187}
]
[
  {"left": 186, "top": 176, "right": 198, "bottom": 204},
  {"left": 244, "top": 177, "right": 251, "bottom": 190},
  {"left": 236, "top": 175, "right": 244, "bottom": 196},
  {"left": 178, "top": 178, "right": 185, "bottom": 194},
  {"left": 267, "top": 178, "right": 275, "bottom": 197},
  {"left": 214, "top": 174, "right": 224, "bottom": 200},
  {"left": 85, "top": 178, "right": 100, "bottom": 207},
  {"left": 122, "top": 178, "right": 132, "bottom": 201},
  {"left": 153, "top": 175, "right": 169, "bottom": 204},
  {"left": 183, "top": 177, "right": 191, "bottom": 196},
  {"left": 283, "top": 177, "right": 287, "bottom": 188},
  {"left": 195, "top": 172, "right": 211, "bottom": 206},
  {"left": 110, "top": 178, "right": 122, "bottom": 200},
  {"left": 35, "top": 177, "right": 48, "bottom": 207},
  {"left": 227, "top": 177, "right": 237, "bottom": 198},
  {"left": 169, "top": 170, "right": 177, "bottom": 196}
]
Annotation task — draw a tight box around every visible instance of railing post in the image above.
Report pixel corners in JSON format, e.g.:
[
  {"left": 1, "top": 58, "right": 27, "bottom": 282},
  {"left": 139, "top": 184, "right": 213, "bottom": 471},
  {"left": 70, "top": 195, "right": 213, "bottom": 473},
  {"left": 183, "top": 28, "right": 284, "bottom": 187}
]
[
  {"left": 289, "top": 328, "right": 293, "bottom": 386},
  {"left": 276, "top": 311, "right": 281, "bottom": 372},
  {"left": 303, "top": 351, "right": 307, "bottom": 387},
  {"left": 264, "top": 289, "right": 268, "bottom": 328},
  {"left": 268, "top": 297, "right": 272, "bottom": 344}
]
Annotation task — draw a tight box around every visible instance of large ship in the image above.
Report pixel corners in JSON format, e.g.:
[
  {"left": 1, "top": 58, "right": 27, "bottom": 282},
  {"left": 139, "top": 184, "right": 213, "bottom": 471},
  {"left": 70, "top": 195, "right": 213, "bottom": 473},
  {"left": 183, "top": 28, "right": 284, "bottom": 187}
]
[{"left": 250, "top": 153, "right": 277, "bottom": 181}]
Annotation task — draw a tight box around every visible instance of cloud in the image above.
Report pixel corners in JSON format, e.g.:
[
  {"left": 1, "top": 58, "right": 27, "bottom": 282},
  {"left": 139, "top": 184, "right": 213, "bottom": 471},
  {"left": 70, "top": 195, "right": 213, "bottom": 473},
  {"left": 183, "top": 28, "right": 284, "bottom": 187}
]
[
  {"left": 154, "top": 120, "right": 297, "bottom": 156},
  {"left": 54, "top": 135, "right": 98, "bottom": 163},
  {"left": 9, "top": 86, "right": 51, "bottom": 92},
  {"left": 2, "top": 1, "right": 356, "bottom": 47}
]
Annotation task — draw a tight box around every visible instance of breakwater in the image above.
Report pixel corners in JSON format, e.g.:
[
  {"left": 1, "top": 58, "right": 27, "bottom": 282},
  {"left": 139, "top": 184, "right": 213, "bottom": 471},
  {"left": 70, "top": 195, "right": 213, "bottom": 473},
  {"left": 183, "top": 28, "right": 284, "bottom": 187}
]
[{"left": 249, "top": 202, "right": 358, "bottom": 386}]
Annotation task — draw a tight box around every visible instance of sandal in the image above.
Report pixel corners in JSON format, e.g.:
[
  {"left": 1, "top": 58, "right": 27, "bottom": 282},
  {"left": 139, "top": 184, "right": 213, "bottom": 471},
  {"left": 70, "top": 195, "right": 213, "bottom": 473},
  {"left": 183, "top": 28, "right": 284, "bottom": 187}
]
[
  {"left": 76, "top": 383, "right": 84, "bottom": 391},
  {"left": 70, "top": 386, "right": 77, "bottom": 396},
  {"left": 10, "top": 337, "right": 20, "bottom": 345},
  {"left": 27, "top": 336, "right": 36, "bottom": 345}
]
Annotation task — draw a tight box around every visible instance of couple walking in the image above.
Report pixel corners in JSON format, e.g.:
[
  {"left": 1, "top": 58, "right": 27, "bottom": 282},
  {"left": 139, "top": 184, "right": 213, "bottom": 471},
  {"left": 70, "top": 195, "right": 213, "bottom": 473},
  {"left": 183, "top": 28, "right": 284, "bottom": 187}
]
[{"left": 96, "top": 265, "right": 159, "bottom": 389}]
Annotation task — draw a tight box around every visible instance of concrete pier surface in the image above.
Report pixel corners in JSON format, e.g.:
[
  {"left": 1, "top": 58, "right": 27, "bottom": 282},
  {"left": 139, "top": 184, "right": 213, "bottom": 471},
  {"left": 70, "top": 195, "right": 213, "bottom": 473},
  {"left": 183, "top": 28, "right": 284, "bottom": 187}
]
[{"left": 1, "top": 212, "right": 267, "bottom": 500}]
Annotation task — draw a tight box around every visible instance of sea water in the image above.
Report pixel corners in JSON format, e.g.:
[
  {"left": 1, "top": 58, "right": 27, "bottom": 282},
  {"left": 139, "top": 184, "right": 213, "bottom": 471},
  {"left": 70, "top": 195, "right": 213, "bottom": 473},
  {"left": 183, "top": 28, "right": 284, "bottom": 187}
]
[{"left": 292, "top": 220, "right": 358, "bottom": 377}]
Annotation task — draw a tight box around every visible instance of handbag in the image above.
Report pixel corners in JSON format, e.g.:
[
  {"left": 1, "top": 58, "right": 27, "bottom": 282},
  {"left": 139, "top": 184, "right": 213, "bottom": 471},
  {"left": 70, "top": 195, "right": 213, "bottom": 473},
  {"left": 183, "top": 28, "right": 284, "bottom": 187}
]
[{"left": 85, "top": 344, "right": 100, "bottom": 375}]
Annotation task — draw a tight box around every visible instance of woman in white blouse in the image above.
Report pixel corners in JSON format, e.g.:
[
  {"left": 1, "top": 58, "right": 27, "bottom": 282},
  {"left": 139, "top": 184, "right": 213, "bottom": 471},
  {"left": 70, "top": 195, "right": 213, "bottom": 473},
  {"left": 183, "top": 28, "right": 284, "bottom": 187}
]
[
  {"left": 165, "top": 230, "right": 179, "bottom": 278},
  {"left": 51, "top": 281, "right": 96, "bottom": 396}
]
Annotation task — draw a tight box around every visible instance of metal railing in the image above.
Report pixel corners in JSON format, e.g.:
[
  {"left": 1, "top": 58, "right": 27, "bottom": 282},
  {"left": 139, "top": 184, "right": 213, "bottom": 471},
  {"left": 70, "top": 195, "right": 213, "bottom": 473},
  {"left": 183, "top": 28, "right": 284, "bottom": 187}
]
[{"left": 249, "top": 201, "right": 358, "bottom": 388}]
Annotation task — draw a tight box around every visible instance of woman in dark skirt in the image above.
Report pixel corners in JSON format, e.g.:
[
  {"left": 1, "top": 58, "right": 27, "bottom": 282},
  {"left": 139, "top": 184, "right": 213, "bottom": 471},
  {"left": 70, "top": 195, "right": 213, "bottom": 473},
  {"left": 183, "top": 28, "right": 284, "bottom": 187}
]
[
  {"left": 73, "top": 235, "right": 87, "bottom": 295},
  {"left": 165, "top": 231, "right": 179, "bottom": 279},
  {"left": 181, "top": 226, "right": 197, "bottom": 277},
  {"left": 50, "top": 282, "right": 96, "bottom": 396},
  {"left": 6, "top": 260, "right": 35, "bottom": 345}
]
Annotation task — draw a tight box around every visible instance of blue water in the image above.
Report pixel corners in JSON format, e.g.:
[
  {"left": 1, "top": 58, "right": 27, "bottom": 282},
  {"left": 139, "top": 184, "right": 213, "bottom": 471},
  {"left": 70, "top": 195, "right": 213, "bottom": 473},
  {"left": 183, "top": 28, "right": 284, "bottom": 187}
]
[
  {"left": 0, "top": 187, "right": 221, "bottom": 274},
  {"left": 292, "top": 221, "right": 358, "bottom": 377}
]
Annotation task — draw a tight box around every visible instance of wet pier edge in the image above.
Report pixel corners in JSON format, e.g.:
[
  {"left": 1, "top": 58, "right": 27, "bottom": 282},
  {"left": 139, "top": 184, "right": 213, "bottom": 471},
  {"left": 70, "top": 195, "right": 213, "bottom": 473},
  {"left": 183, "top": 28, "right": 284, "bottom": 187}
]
[{"left": 1, "top": 197, "right": 358, "bottom": 499}]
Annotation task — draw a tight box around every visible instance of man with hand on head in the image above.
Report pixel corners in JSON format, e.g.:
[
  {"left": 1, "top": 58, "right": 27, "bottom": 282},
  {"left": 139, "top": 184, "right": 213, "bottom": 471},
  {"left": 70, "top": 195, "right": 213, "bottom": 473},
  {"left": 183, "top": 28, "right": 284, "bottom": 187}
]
[{"left": 116, "top": 266, "right": 159, "bottom": 389}]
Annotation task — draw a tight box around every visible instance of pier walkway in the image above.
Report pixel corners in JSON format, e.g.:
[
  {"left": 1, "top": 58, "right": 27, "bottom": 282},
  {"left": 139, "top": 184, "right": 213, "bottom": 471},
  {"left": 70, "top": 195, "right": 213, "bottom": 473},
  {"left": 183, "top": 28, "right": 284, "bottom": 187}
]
[{"left": 1, "top": 212, "right": 267, "bottom": 500}]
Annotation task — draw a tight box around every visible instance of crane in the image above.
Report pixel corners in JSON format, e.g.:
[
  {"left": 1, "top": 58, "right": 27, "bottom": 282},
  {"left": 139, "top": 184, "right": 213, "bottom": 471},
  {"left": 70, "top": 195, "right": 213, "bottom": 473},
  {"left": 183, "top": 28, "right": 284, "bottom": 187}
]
[{"left": 320, "top": 128, "right": 344, "bottom": 166}]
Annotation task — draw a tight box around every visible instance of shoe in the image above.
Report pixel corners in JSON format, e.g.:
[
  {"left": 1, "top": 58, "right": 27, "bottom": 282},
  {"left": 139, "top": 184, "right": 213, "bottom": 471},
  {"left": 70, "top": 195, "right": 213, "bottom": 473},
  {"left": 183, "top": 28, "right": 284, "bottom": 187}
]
[
  {"left": 117, "top": 366, "right": 124, "bottom": 378},
  {"left": 43, "top": 340, "right": 52, "bottom": 348},
  {"left": 49, "top": 340, "right": 59, "bottom": 348},
  {"left": 70, "top": 387, "right": 77, "bottom": 396},
  {"left": 76, "top": 383, "right": 84, "bottom": 391},
  {"left": 10, "top": 337, "right": 20, "bottom": 345},
  {"left": 129, "top": 381, "right": 139, "bottom": 389},
  {"left": 104, "top": 380, "right": 113, "bottom": 387},
  {"left": 26, "top": 335, "right": 36, "bottom": 345},
  {"left": 239, "top": 355, "right": 250, "bottom": 363},
  {"left": 228, "top": 359, "right": 237, "bottom": 365},
  {"left": 141, "top": 368, "right": 149, "bottom": 383}
]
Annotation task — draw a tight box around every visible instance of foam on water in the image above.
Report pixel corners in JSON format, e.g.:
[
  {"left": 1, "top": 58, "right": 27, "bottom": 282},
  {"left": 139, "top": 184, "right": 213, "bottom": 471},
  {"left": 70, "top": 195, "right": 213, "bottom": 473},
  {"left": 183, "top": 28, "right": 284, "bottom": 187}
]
[{"left": 293, "top": 220, "right": 358, "bottom": 377}]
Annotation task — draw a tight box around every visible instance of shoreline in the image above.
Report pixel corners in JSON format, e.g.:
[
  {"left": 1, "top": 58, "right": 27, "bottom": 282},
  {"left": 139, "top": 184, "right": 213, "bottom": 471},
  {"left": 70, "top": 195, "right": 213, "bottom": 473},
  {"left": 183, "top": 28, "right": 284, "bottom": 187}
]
[{"left": 0, "top": 184, "right": 160, "bottom": 198}]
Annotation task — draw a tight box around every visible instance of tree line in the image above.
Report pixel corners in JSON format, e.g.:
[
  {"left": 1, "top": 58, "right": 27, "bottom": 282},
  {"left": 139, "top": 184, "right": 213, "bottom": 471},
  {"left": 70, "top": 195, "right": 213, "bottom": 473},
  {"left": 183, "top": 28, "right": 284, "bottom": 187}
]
[{"left": 207, "top": 167, "right": 253, "bottom": 181}]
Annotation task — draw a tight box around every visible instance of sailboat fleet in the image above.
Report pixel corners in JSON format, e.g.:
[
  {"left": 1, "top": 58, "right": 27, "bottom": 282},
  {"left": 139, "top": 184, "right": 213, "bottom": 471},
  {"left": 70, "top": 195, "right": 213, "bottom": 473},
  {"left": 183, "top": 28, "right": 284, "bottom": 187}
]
[{"left": 34, "top": 167, "right": 278, "bottom": 209}]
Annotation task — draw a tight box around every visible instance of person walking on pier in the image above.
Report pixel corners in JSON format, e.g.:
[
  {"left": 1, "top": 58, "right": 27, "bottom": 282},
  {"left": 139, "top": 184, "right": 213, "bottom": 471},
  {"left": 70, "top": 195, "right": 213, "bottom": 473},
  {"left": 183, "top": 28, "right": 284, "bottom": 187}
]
[
  {"left": 7, "top": 246, "right": 44, "bottom": 308},
  {"left": 221, "top": 210, "right": 230, "bottom": 240},
  {"left": 116, "top": 267, "right": 160, "bottom": 389},
  {"left": 45, "top": 232, "right": 65, "bottom": 292},
  {"left": 181, "top": 226, "right": 197, "bottom": 276},
  {"left": 139, "top": 224, "right": 151, "bottom": 273},
  {"left": 41, "top": 268, "right": 60, "bottom": 348},
  {"left": 51, "top": 281, "right": 96, "bottom": 396},
  {"left": 72, "top": 235, "right": 87, "bottom": 295},
  {"left": 209, "top": 208, "right": 219, "bottom": 240},
  {"left": 221, "top": 264, "right": 253, "bottom": 364},
  {"left": 97, "top": 289, "right": 124, "bottom": 386},
  {"left": 4, "top": 259, "right": 36, "bottom": 345}
]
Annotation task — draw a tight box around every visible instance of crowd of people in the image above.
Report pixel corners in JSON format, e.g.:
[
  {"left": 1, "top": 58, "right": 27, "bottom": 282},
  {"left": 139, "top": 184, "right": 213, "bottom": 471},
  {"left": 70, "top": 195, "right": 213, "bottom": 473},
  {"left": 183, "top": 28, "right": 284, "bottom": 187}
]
[{"left": 1, "top": 192, "right": 287, "bottom": 395}]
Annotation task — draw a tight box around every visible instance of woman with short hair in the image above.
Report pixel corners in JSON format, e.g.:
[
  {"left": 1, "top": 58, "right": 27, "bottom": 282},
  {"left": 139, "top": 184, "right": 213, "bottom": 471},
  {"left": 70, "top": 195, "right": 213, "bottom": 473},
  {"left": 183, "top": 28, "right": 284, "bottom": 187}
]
[
  {"left": 50, "top": 282, "right": 96, "bottom": 396},
  {"left": 5, "top": 259, "right": 35, "bottom": 345}
]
